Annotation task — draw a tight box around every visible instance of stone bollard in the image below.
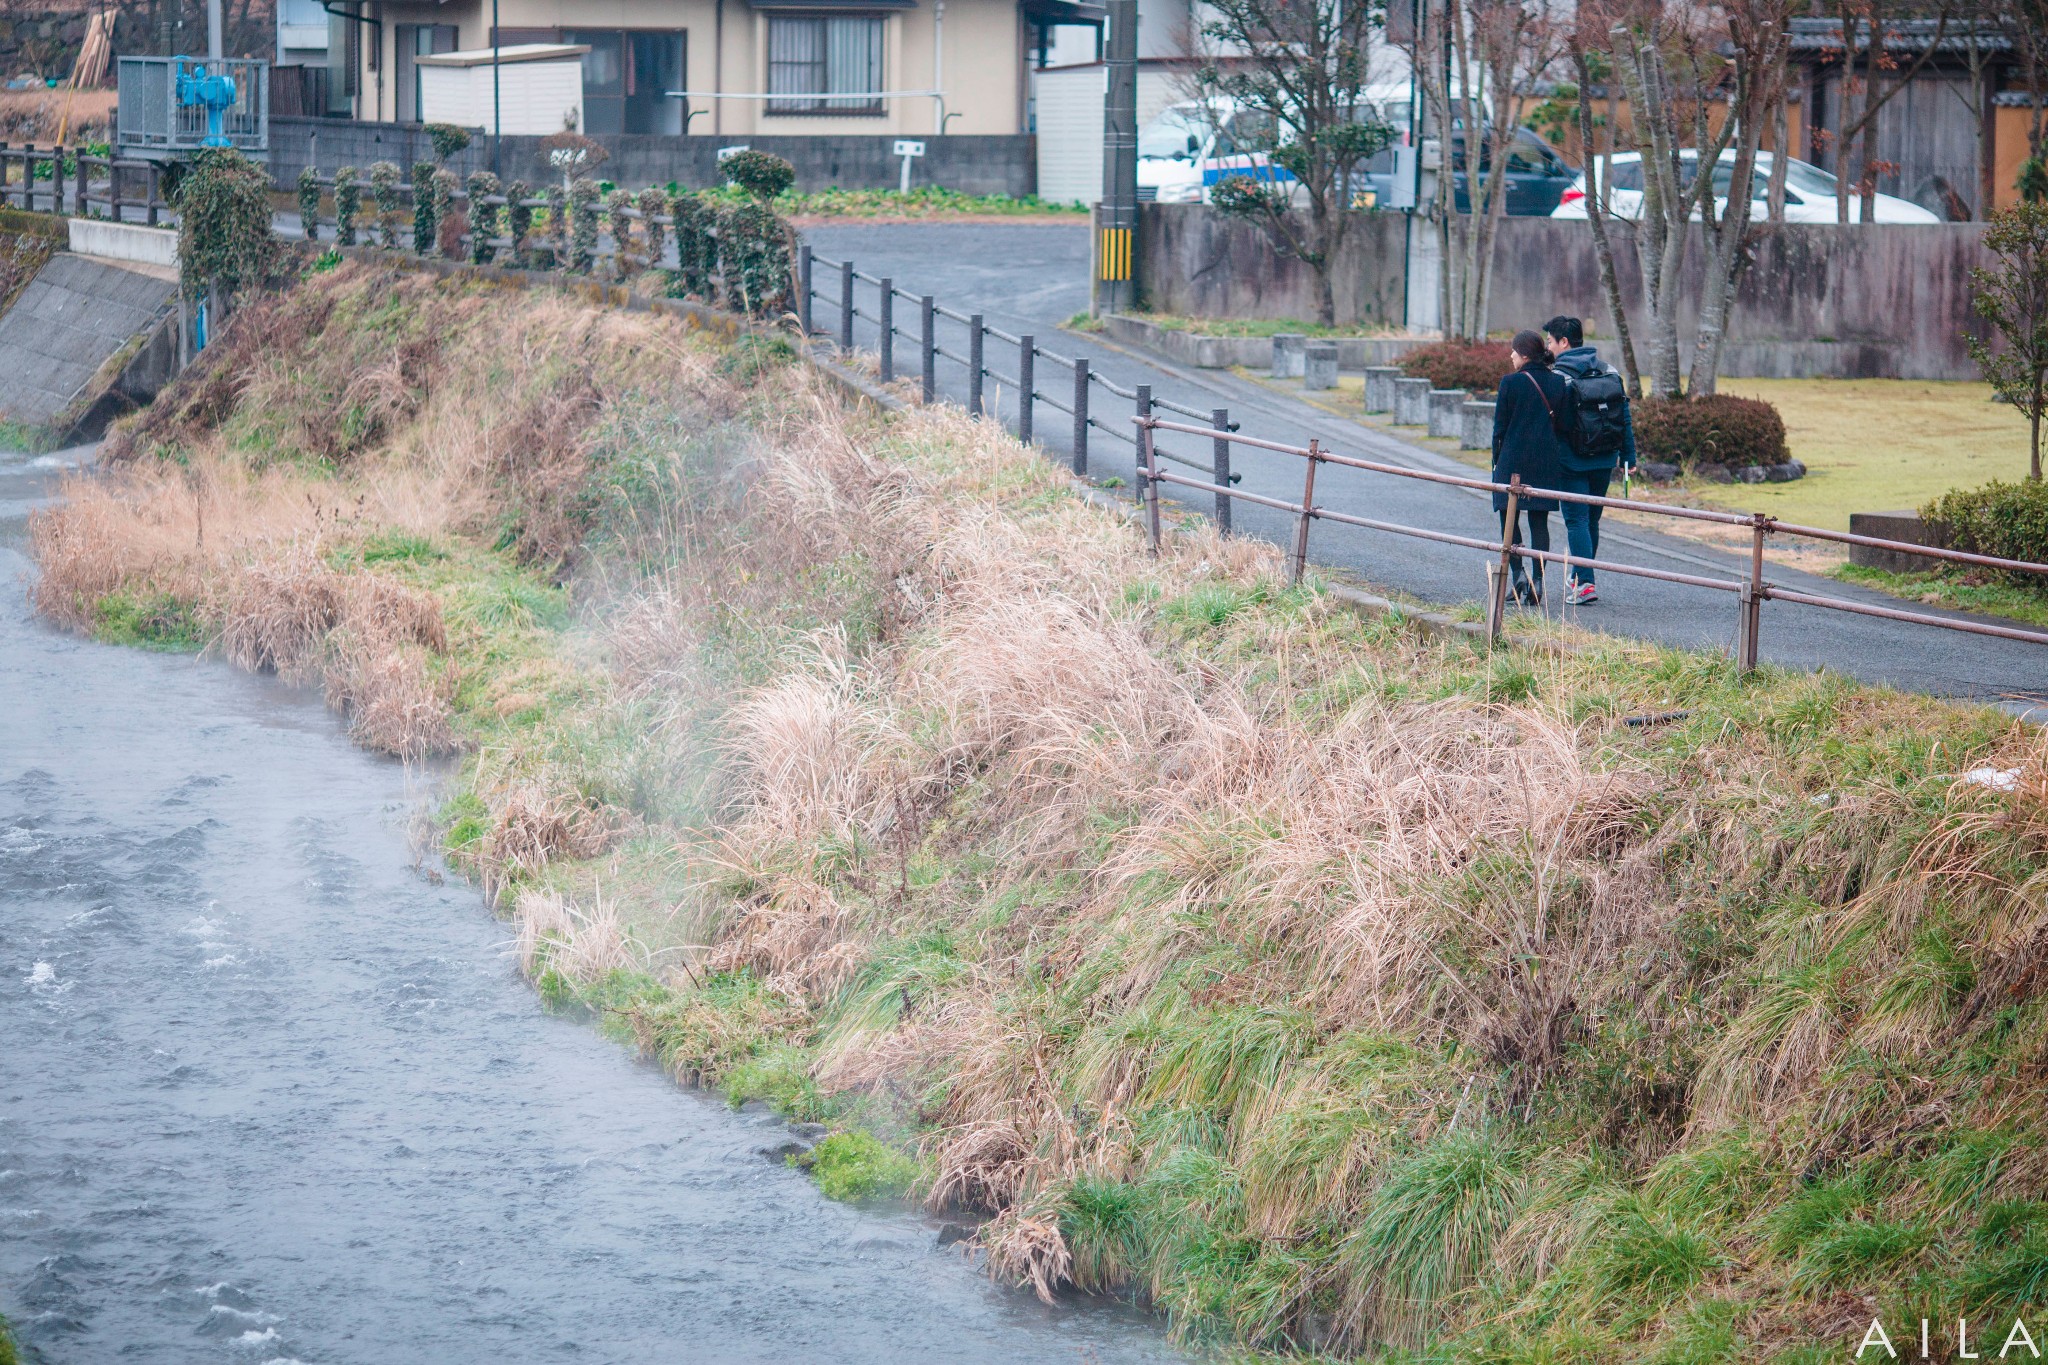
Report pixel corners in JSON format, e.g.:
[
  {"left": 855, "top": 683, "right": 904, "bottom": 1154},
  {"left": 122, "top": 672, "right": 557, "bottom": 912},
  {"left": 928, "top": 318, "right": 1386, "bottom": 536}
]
[
  {"left": 1364, "top": 365, "right": 1403, "bottom": 413},
  {"left": 1303, "top": 341, "right": 1339, "bottom": 391},
  {"left": 1393, "top": 376, "right": 1433, "bottom": 425},
  {"left": 1271, "top": 333, "right": 1306, "bottom": 378},
  {"left": 1460, "top": 399, "right": 1496, "bottom": 451},
  {"left": 1427, "top": 389, "right": 1466, "bottom": 438}
]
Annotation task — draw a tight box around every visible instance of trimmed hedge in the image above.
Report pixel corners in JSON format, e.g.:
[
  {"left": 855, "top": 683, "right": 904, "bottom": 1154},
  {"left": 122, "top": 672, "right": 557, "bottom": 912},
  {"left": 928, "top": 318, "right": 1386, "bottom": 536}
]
[
  {"left": 1398, "top": 340, "right": 1510, "bottom": 394},
  {"left": 1924, "top": 478, "right": 2048, "bottom": 580},
  {"left": 1633, "top": 395, "right": 1788, "bottom": 469}
]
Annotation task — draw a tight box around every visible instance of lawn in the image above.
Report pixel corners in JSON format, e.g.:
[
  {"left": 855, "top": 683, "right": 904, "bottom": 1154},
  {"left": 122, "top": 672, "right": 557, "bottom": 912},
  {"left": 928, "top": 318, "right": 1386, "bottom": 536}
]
[{"left": 1707, "top": 377, "right": 2036, "bottom": 529}]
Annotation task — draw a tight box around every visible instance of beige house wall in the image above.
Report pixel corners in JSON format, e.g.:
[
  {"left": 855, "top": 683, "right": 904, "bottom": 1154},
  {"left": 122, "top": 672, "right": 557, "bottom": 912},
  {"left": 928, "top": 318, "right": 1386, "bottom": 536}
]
[{"left": 348, "top": 0, "right": 1025, "bottom": 136}]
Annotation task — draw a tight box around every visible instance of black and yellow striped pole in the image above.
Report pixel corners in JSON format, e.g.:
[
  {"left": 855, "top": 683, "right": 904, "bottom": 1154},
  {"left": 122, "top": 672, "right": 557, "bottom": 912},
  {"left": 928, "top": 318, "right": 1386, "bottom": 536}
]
[{"left": 1092, "top": 0, "right": 1138, "bottom": 316}]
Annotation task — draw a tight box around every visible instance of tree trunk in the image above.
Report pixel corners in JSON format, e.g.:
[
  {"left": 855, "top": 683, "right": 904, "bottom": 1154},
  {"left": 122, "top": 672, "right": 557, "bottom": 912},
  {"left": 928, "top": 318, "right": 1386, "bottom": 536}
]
[{"left": 1575, "top": 45, "right": 1639, "bottom": 396}]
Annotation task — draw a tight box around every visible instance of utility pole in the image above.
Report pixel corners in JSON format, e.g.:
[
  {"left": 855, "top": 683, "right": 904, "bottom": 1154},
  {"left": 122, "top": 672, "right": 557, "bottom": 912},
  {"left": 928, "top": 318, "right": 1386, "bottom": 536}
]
[
  {"left": 207, "top": 0, "right": 223, "bottom": 60},
  {"left": 1092, "top": 0, "right": 1137, "bottom": 316},
  {"left": 492, "top": 0, "right": 503, "bottom": 177}
]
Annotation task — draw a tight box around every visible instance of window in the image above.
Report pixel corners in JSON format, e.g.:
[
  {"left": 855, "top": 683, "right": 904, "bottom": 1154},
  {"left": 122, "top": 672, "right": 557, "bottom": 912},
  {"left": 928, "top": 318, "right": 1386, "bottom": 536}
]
[
  {"left": 564, "top": 30, "right": 686, "bottom": 134},
  {"left": 767, "top": 16, "right": 885, "bottom": 115}
]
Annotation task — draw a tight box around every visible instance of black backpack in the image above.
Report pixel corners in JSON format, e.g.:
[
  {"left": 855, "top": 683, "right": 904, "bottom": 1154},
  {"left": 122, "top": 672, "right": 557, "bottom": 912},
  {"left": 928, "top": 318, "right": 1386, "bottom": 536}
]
[{"left": 1564, "top": 364, "right": 1631, "bottom": 459}]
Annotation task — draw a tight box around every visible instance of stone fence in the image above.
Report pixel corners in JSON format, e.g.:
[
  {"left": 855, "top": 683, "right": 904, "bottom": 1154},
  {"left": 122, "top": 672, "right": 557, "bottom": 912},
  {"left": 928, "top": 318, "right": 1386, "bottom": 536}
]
[{"left": 1137, "top": 205, "right": 1995, "bottom": 382}]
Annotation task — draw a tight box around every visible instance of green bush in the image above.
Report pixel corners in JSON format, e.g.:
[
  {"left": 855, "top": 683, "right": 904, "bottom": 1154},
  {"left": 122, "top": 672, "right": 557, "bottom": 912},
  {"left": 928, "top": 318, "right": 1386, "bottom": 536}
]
[
  {"left": 333, "top": 165, "right": 360, "bottom": 246},
  {"left": 295, "top": 166, "right": 321, "bottom": 244},
  {"left": 412, "top": 159, "right": 438, "bottom": 255},
  {"left": 1633, "top": 394, "right": 1788, "bottom": 468},
  {"left": 1924, "top": 478, "right": 2048, "bottom": 579},
  {"left": 173, "top": 148, "right": 279, "bottom": 298},
  {"left": 368, "top": 160, "right": 403, "bottom": 247},
  {"left": 464, "top": 170, "right": 501, "bottom": 264},
  {"left": 667, "top": 189, "right": 718, "bottom": 298},
  {"left": 1399, "top": 340, "right": 1510, "bottom": 394},
  {"left": 722, "top": 149, "right": 796, "bottom": 202},
  {"left": 802, "top": 1130, "right": 918, "bottom": 1203},
  {"left": 425, "top": 122, "right": 471, "bottom": 163}
]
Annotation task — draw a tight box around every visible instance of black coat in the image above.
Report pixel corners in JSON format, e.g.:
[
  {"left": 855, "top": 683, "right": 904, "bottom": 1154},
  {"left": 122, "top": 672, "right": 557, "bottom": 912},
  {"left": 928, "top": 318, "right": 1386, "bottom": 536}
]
[{"left": 1490, "top": 365, "right": 1570, "bottom": 513}]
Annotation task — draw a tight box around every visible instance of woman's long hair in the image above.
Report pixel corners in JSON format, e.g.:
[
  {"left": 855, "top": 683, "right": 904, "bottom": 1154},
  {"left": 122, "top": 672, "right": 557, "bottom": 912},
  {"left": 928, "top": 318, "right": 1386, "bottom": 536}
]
[{"left": 1511, "top": 330, "right": 1552, "bottom": 367}]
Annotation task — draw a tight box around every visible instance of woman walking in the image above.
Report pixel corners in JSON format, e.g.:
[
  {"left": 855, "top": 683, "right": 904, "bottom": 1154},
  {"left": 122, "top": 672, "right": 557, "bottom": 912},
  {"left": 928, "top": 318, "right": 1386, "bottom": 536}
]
[{"left": 1490, "top": 330, "right": 1570, "bottom": 606}]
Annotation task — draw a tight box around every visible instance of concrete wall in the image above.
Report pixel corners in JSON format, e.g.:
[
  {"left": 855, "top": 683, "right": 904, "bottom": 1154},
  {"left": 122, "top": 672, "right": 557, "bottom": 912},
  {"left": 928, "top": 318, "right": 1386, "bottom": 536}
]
[
  {"left": 1137, "top": 205, "right": 1994, "bottom": 381},
  {"left": 351, "top": 0, "right": 1025, "bottom": 138},
  {"left": 67, "top": 218, "right": 179, "bottom": 268},
  {"left": 1138, "top": 206, "right": 1408, "bottom": 327},
  {"left": 0, "top": 254, "right": 177, "bottom": 429},
  {"left": 271, "top": 118, "right": 1038, "bottom": 197}
]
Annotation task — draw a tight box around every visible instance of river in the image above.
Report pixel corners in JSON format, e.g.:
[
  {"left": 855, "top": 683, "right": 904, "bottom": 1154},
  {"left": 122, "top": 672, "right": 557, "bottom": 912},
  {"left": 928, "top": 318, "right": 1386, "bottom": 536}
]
[{"left": 0, "top": 443, "right": 1180, "bottom": 1364}]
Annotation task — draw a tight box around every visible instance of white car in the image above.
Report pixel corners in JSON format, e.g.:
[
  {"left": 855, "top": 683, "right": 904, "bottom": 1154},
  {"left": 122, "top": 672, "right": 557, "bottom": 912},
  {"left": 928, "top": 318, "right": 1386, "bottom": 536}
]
[{"left": 1550, "top": 150, "right": 1942, "bottom": 224}]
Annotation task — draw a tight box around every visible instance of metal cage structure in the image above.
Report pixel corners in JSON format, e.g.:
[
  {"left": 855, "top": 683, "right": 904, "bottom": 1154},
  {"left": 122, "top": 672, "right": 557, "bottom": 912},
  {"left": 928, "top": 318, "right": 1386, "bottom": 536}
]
[{"left": 116, "top": 56, "right": 269, "bottom": 159}]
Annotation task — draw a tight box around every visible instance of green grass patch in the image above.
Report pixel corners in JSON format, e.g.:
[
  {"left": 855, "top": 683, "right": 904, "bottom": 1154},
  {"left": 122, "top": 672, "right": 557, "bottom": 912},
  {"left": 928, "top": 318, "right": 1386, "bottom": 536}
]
[
  {"left": 802, "top": 1130, "right": 920, "bottom": 1203},
  {"left": 92, "top": 588, "right": 205, "bottom": 651},
  {"left": 1832, "top": 561, "right": 2048, "bottom": 629}
]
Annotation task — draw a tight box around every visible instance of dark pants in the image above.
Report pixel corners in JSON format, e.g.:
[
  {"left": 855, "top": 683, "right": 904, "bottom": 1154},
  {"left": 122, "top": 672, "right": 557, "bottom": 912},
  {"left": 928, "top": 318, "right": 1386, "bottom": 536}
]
[
  {"left": 1500, "top": 507, "right": 1552, "bottom": 587},
  {"left": 1559, "top": 467, "right": 1612, "bottom": 585}
]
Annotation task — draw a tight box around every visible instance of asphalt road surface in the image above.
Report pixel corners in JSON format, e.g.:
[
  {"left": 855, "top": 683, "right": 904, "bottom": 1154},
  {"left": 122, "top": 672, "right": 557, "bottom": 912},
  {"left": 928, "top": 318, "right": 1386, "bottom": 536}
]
[{"left": 800, "top": 222, "right": 2047, "bottom": 720}]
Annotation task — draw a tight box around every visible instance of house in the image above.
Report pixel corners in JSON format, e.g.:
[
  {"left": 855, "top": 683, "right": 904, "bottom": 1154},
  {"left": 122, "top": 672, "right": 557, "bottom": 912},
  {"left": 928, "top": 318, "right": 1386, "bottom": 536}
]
[
  {"left": 315, "top": 0, "right": 1102, "bottom": 137},
  {"left": 1789, "top": 17, "right": 2045, "bottom": 218}
]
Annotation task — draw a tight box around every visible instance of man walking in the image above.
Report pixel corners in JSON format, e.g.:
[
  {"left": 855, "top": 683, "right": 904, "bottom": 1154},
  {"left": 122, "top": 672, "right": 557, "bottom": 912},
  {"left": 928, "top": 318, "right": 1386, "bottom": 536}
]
[{"left": 1543, "top": 316, "right": 1636, "bottom": 605}]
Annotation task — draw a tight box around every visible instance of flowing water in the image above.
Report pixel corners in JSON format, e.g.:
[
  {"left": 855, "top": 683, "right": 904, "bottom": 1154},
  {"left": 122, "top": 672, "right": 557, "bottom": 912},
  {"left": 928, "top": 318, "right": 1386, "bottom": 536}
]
[{"left": 0, "top": 445, "right": 1180, "bottom": 1365}]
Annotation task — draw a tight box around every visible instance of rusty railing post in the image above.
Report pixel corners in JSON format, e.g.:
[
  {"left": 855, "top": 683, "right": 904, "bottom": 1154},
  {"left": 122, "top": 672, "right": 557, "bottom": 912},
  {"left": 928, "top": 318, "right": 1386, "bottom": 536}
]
[
  {"left": 52, "top": 143, "right": 64, "bottom": 217},
  {"left": 878, "top": 278, "right": 894, "bottom": 382},
  {"left": 1211, "top": 408, "right": 1232, "bottom": 534},
  {"left": 1071, "top": 356, "right": 1090, "bottom": 475},
  {"left": 797, "top": 244, "right": 813, "bottom": 334},
  {"left": 1291, "top": 438, "right": 1322, "bottom": 587},
  {"left": 1738, "top": 512, "right": 1769, "bottom": 673},
  {"left": 147, "top": 165, "right": 161, "bottom": 225},
  {"left": 1018, "top": 336, "right": 1035, "bottom": 444},
  {"left": 22, "top": 143, "right": 35, "bottom": 211},
  {"left": 1139, "top": 413, "right": 1163, "bottom": 553},
  {"left": 1489, "top": 477, "right": 1523, "bottom": 645},
  {"left": 920, "top": 295, "right": 935, "bottom": 402},
  {"left": 968, "top": 312, "right": 985, "bottom": 417},
  {"left": 839, "top": 258, "right": 855, "bottom": 352},
  {"left": 1134, "top": 383, "right": 1151, "bottom": 484}
]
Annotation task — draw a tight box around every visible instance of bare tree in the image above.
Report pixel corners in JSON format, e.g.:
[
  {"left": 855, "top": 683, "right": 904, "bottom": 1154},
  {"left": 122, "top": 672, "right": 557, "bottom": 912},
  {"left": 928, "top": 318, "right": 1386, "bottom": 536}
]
[
  {"left": 1410, "top": 0, "right": 1562, "bottom": 340},
  {"left": 1565, "top": 23, "right": 1642, "bottom": 393},
  {"left": 1813, "top": 0, "right": 1958, "bottom": 224},
  {"left": 1195, "top": 0, "right": 1395, "bottom": 326},
  {"left": 1592, "top": 0, "right": 1791, "bottom": 398}
]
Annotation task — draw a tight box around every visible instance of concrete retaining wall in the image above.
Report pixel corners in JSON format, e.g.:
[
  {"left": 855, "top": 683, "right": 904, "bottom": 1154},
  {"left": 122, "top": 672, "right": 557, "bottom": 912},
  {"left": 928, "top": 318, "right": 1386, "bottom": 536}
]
[
  {"left": 1099, "top": 314, "right": 1430, "bottom": 371},
  {"left": 1137, "top": 205, "right": 1993, "bottom": 381},
  {"left": 68, "top": 218, "right": 179, "bottom": 268},
  {"left": 270, "top": 118, "right": 1038, "bottom": 198},
  {"left": 0, "top": 253, "right": 177, "bottom": 429}
]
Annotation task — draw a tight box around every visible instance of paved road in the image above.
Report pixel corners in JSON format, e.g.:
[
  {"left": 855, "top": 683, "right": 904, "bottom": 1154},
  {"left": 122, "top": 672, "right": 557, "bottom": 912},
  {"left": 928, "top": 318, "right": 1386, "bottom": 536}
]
[{"left": 801, "top": 222, "right": 2048, "bottom": 719}]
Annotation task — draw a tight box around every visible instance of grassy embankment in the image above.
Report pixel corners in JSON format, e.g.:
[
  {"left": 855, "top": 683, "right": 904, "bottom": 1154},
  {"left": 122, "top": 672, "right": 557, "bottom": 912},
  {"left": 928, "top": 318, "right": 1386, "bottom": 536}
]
[{"left": 31, "top": 259, "right": 2048, "bottom": 1363}]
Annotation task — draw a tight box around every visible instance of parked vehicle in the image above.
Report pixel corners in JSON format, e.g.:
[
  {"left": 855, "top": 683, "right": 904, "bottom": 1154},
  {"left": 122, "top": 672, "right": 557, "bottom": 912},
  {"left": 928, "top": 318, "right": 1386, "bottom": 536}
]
[
  {"left": 1137, "top": 91, "right": 1410, "bottom": 206},
  {"left": 1549, "top": 149, "right": 1942, "bottom": 224},
  {"left": 1138, "top": 100, "right": 1284, "bottom": 204},
  {"left": 1357, "top": 127, "right": 1579, "bottom": 216}
]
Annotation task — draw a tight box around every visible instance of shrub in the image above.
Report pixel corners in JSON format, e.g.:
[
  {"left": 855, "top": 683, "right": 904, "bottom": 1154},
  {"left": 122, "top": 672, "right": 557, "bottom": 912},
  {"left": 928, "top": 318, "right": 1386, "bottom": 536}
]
[
  {"left": 722, "top": 148, "right": 795, "bottom": 203},
  {"left": 295, "top": 166, "right": 321, "bottom": 244},
  {"left": 464, "top": 170, "right": 500, "bottom": 264},
  {"left": 1924, "top": 479, "right": 2048, "bottom": 580},
  {"left": 637, "top": 185, "right": 668, "bottom": 273},
  {"left": 368, "top": 160, "right": 403, "bottom": 248},
  {"left": 333, "top": 165, "right": 360, "bottom": 247},
  {"left": 570, "top": 177, "right": 601, "bottom": 274},
  {"left": 604, "top": 186, "right": 635, "bottom": 276},
  {"left": 433, "top": 168, "right": 463, "bottom": 259},
  {"left": 1399, "top": 340, "right": 1511, "bottom": 395},
  {"left": 412, "top": 159, "right": 438, "bottom": 255},
  {"left": 667, "top": 189, "right": 718, "bottom": 298},
  {"left": 1210, "top": 173, "right": 1286, "bottom": 219},
  {"left": 1632, "top": 394, "right": 1788, "bottom": 469},
  {"left": 173, "top": 148, "right": 279, "bottom": 298},
  {"left": 424, "top": 122, "right": 470, "bottom": 163},
  {"left": 718, "top": 199, "right": 793, "bottom": 316},
  {"left": 504, "top": 179, "right": 534, "bottom": 266}
]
